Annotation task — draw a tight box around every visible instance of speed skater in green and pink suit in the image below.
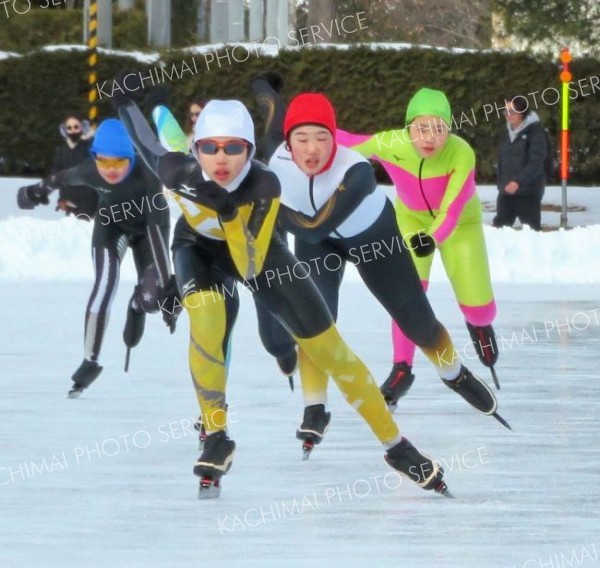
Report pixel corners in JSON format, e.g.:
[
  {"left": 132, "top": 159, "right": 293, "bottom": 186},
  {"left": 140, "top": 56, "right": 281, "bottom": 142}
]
[{"left": 337, "top": 87, "right": 500, "bottom": 397}]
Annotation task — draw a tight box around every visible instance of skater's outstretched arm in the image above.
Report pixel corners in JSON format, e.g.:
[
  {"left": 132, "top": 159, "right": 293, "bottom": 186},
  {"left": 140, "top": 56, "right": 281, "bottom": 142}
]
[
  {"left": 278, "top": 161, "right": 376, "bottom": 244},
  {"left": 17, "top": 160, "right": 98, "bottom": 209},
  {"left": 250, "top": 74, "right": 286, "bottom": 162}
]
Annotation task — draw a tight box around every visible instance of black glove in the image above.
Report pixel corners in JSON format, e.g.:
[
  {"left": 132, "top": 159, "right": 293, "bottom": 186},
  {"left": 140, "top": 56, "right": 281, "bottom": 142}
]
[
  {"left": 110, "top": 69, "right": 146, "bottom": 109},
  {"left": 409, "top": 231, "right": 436, "bottom": 258},
  {"left": 199, "top": 185, "right": 236, "bottom": 218},
  {"left": 250, "top": 71, "right": 284, "bottom": 93},
  {"left": 17, "top": 183, "right": 50, "bottom": 209},
  {"left": 183, "top": 172, "right": 237, "bottom": 218},
  {"left": 158, "top": 275, "right": 182, "bottom": 334}
]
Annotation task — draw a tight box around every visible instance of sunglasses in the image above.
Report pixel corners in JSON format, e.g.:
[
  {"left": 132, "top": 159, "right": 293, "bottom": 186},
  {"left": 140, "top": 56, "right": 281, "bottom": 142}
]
[
  {"left": 197, "top": 140, "right": 248, "bottom": 156},
  {"left": 95, "top": 157, "right": 130, "bottom": 169}
]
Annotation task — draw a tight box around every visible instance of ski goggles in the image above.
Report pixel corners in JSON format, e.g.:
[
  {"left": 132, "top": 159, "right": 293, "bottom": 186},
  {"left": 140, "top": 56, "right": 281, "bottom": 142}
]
[
  {"left": 95, "top": 157, "right": 131, "bottom": 169},
  {"left": 196, "top": 140, "right": 248, "bottom": 156}
]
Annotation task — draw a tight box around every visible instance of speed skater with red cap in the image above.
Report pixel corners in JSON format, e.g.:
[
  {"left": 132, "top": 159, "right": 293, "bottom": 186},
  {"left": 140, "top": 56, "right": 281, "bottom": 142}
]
[{"left": 249, "top": 75, "right": 510, "bottom": 454}]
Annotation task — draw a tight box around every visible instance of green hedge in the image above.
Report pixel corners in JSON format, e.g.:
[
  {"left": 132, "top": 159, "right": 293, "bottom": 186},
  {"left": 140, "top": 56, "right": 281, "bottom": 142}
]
[{"left": 1, "top": 45, "right": 599, "bottom": 184}]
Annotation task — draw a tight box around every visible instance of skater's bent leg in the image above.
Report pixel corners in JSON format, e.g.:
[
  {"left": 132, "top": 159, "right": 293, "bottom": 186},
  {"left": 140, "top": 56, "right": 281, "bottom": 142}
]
[
  {"left": 84, "top": 231, "right": 125, "bottom": 362},
  {"left": 298, "top": 346, "right": 328, "bottom": 405},
  {"left": 254, "top": 295, "right": 296, "bottom": 358},
  {"left": 296, "top": 325, "right": 400, "bottom": 446},
  {"left": 186, "top": 290, "right": 237, "bottom": 435},
  {"left": 390, "top": 279, "right": 428, "bottom": 365},
  {"left": 440, "top": 221, "right": 496, "bottom": 327}
]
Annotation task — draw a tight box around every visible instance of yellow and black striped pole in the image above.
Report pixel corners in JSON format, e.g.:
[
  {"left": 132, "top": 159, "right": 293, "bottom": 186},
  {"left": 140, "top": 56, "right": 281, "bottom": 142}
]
[{"left": 87, "top": 0, "right": 98, "bottom": 128}]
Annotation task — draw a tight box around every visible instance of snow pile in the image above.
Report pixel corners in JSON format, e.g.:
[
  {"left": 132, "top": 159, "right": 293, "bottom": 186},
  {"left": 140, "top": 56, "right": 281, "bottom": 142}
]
[{"left": 2, "top": 177, "right": 600, "bottom": 283}]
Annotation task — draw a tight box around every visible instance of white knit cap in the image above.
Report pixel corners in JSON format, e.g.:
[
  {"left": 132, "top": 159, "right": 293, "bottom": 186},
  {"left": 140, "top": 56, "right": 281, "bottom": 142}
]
[{"left": 192, "top": 100, "right": 256, "bottom": 160}]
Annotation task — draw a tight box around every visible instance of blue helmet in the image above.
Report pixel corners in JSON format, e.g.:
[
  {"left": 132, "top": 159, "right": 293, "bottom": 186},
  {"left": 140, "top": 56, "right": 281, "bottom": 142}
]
[{"left": 90, "top": 118, "right": 135, "bottom": 163}]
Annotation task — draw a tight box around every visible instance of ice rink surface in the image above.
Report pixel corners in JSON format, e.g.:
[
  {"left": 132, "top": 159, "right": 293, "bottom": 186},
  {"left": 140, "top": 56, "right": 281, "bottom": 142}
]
[{"left": 1, "top": 280, "right": 599, "bottom": 568}]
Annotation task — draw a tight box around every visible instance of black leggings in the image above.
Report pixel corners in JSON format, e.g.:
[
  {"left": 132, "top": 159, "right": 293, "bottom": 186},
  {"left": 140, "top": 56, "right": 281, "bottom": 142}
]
[
  {"left": 84, "top": 220, "right": 168, "bottom": 361},
  {"left": 493, "top": 193, "right": 542, "bottom": 231},
  {"left": 256, "top": 200, "right": 443, "bottom": 353}
]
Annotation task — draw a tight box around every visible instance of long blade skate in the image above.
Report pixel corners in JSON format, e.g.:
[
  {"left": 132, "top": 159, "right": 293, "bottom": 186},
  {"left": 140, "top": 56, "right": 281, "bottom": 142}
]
[
  {"left": 68, "top": 361, "right": 103, "bottom": 398},
  {"left": 67, "top": 385, "right": 85, "bottom": 399},
  {"left": 301, "top": 439, "right": 315, "bottom": 460},
  {"left": 490, "top": 366, "right": 500, "bottom": 390},
  {"left": 198, "top": 477, "right": 222, "bottom": 499},
  {"left": 288, "top": 376, "right": 294, "bottom": 392},
  {"left": 124, "top": 346, "right": 131, "bottom": 373},
  {"left": 435, "top": 480, "right": 455, "bottom": 498},
  {"left": 492, "top": 412, "right": 512, "bottom": 430}
]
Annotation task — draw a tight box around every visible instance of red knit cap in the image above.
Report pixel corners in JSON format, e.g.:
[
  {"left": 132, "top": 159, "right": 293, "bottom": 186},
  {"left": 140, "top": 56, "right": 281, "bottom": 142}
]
[
  {"left": 284, "top": 93, "right": 337, "bottom": 138},
  {"left": 284, "top": 92, "right": 337, "bottom": 174}
]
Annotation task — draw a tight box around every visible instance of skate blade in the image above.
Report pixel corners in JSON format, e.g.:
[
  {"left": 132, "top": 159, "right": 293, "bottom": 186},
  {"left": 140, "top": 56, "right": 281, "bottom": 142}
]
[
  {"left": 436, "top": 482, "right": 455, "bottom": 498},
  {"left": 198, "top": 478, "right": 221, "bottom": 499},
  {"left": 490, "top": 367, "right": 500, "bottom": 390},
  {"left": 386, "top": 401, "right": 398, "bottom": 414},
  {"left": 124, "top": 346, "right": 131, "bottom": 373},
  {"left": 301, "top": 440, "right": 314, "bottom": 461},
  {"left": 67, "top": 388, "right": 83, "bottom": 399},
  {"left": 198, "top": 435, "right": 206, "bottom": 451},
  {"left": 288, "top": 376, "right": 294, "bottom": 392},
  {"left": 492, "top": 412, "right": 512, "bottom": 430}
]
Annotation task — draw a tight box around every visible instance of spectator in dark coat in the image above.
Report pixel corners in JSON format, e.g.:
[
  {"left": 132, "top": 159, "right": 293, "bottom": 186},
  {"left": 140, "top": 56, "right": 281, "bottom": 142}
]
[
  {"left": 493, "top": 95, "right": 548, "bottom": 231},
  {"left": 50, "top": 114, "right": 98, "bottom": 219}
]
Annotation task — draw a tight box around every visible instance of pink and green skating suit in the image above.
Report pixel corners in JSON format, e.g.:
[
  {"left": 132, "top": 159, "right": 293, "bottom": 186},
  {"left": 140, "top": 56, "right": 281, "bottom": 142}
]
[{"left": 337, "top": 128, "right": 496, "bottom": 366}]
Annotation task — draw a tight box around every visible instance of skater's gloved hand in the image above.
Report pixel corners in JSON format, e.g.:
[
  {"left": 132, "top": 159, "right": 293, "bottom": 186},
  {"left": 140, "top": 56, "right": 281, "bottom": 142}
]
[
  {"left": 158, "top": 275, "right": 182, "bottom": 334},
  {"left": 409, "top": 231, "right": 436, "bottom": 258},
  {"left": 250, "top": 71, "right": 284, "bottom": 93},
  {"left": 17, "top": 182, "right": 50, "bottom": 209},
  {"left": 110, "top": 69, "right": 147, "bottom": 109},
  {"left": 195, "top": 183, "right": 236, "bottom": 219}
]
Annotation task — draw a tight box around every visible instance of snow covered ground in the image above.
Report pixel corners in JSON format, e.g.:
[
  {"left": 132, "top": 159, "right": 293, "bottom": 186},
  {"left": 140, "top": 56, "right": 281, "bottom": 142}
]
[{"left": 1, "top": 178, "right": 600, "bottom": 568}]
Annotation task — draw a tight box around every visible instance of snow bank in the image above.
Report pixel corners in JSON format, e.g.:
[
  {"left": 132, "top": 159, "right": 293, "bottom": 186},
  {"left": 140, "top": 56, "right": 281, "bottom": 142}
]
[{"left": 2, "top": 177, "right": 599, "bottom": 283}]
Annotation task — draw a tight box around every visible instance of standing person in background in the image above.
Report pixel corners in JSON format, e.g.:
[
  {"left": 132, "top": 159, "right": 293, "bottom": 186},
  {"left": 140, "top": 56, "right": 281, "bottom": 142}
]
[
  {"left": 50, "top": 114, "right": 98, "bottom": 219},
  {"left": 185, "top": 98, "right": 208, "bottom": 147},
  {"left": 338, "top": 87, "right": 501, "bottom": 398},
  {"left": 493, "top": 95, "right": 548, "bottom": 232}
]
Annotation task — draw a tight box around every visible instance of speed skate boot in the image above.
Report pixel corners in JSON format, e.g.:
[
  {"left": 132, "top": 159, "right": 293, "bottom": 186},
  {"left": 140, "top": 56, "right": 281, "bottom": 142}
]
[
  {"left": 442, "top": 366, "right": 511, "bottom": 430},
  {"left": 296, "top": 404, "right": 331, "bottom": 460},
  {"left": 466, "top": 322, "right": 500, "bottom": 389},
  {"left": 276, "top": 347, "right": 298, "bottom": 391},
  {"left": 385, "top": 437, "right": 450, "bottom": 496},
  {"left": 193, "top": 430, "right": 235, "bottom": 499},
  {"left": 380, "top": 362, "right": 416, "bottom": 412},
  {"left": 68, "top": 359, "right": 103, "bottom": 398}
]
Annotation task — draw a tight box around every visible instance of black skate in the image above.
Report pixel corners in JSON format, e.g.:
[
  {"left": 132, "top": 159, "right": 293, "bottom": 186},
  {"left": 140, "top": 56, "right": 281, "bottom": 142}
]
[
  {"left": 385, "top": 437, "right": 451, "bottom": 496},
  {"left": 466, "top": 322, "right": 500, "bottom": 390},
  {"left": 68, "top": 360, "right": 103, "bottom": 398},
  {"left": 123, "top": 296, "right": 146, "bottom": 373},
  {"left": 276, "top": 348, "right": 298, "bottom": 392},
  {"left": 296, "top": 404, "right": 331, "bottom": 460},
  {"left": 380, "top": 362, "right": 416, "bottom": 412},
  {"left": 442, "top": 366, "right": 511, "bottom": 430},
  {"left": 193, "top": 430, "right": 235, "bottom": 499}
]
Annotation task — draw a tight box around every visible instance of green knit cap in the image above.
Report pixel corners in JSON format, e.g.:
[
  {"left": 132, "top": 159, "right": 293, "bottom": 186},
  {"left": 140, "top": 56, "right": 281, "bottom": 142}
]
[{"left": 405, "top": 88, "right": 452, "bottom": 126}]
